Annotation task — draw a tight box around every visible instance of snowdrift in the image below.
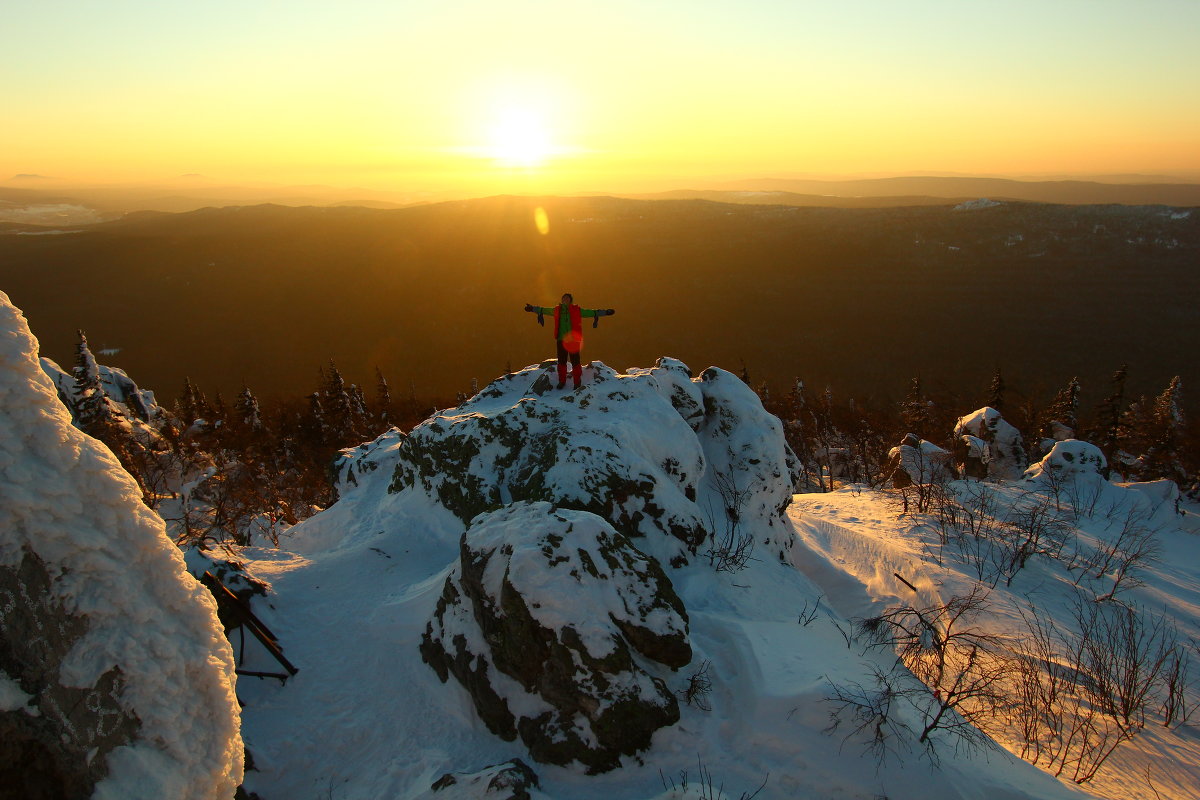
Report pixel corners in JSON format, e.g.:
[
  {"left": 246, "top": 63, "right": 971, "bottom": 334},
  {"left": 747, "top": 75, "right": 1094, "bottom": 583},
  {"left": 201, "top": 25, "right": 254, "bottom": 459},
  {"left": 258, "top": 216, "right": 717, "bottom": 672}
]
[{"left": 0, "top": 291, "right": 242, "bottom": 800}]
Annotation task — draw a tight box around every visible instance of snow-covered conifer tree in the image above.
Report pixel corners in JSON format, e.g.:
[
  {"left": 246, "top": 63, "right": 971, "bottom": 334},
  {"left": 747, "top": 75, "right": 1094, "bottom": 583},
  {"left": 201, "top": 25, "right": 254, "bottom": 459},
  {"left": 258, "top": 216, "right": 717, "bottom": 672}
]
[
  {"left": 236, "top": 385, "right": 263, "bottom": 431},
  {"left": 72, "top": 330, "right": 118, "bottom": 436},
  {"left": 375, "top": 366, "right": 394, "bottom": 425}
]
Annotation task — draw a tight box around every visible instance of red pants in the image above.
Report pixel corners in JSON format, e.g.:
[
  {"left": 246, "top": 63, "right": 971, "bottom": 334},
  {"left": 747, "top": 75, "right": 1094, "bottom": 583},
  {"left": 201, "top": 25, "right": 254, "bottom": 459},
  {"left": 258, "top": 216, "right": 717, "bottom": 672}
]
[{"left": 556, "top": 339, "right": 582, "bottom": 387}]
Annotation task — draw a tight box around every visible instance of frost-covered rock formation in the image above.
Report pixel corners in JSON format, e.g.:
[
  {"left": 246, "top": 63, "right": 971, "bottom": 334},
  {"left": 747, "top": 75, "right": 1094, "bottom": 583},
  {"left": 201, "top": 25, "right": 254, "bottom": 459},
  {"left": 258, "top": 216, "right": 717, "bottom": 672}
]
[
  {"left": 421, "top": 502, "right": 689, "bottom": 773},
  {"left": 0, "top": 291, "right": 242, "bottom": 800},
  {"left": 953, "top": 406, "right": 1027, "bottom": 481}
]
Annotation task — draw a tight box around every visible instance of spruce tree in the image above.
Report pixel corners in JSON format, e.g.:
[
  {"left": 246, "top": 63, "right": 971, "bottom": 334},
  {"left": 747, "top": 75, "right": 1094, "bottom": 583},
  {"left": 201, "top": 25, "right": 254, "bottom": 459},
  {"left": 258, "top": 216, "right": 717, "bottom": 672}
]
[
  {"left": 349, "top": 384, "right": 371, "bottom": 438},
  {"left": 987, "top": 368, "right": 1005, "bottom": 412},
  {"left": 375, "top": 366, "right": 394, "bottom": 427},
  {"left": 900, "top": 376, "right": 934, "bottom": 439},
  {"left": 323, "top": 360, "right": 354, "bottom": 440},
  {"left": 1143, "top": 376, "right": 1185, "bottom": 481},
  {"left": 1042, "top": 376, "right": 1081, "bottom": 440},
  {"left": 176, "top": 377, "right": 199, "bottom": 425},
  {"left": 1094, "top": 364, "right": 1129, "bottom": 478},
  {"left": 72, "top": 330, "right": 117, "bottom": 434},
  {"left": 236, "top": 385, "right": 264, "bottom": 431}
]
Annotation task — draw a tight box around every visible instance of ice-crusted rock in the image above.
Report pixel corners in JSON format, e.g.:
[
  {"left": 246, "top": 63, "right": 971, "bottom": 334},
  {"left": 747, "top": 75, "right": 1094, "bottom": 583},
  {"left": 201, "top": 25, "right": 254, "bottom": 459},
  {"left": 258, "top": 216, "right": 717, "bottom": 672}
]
[
  {"left": 953, "top": 407, "right": 1027, "bottom": 481},
  {"left": 0, "top": 291, "right": 242, "bottom": 800},
  {"left": 387, "top": 358, "right": 798, "bottom": 568},
  {"left": 420, "top": 502, "right": 689, "bottom": 773},
  {"left": 886, "top": 433, "right": 953, "bottom": 487},
  {"left": 1023, "top": 439, "right": 1107, "bottom": 482}
]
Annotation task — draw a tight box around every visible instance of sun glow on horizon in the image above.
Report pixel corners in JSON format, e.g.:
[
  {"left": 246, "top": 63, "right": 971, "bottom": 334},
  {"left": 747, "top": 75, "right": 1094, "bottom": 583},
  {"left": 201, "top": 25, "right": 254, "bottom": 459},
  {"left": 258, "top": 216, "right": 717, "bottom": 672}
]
[
  {"left": 487, "top": 106, "right": 554, "bottom": 168},
  {"left": 2, "top": 3, "right": 1199, "bottom": 190}
]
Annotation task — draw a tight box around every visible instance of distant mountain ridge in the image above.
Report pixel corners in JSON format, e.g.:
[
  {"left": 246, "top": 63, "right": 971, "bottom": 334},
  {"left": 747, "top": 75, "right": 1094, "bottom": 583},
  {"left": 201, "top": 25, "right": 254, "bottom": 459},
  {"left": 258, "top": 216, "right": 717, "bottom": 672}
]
[
  {"left": 636, "top": 176, "right": 1200, "bottom": 207},
  {"left": 2, "top": 174, "right": 1200, "bottom": 218}
]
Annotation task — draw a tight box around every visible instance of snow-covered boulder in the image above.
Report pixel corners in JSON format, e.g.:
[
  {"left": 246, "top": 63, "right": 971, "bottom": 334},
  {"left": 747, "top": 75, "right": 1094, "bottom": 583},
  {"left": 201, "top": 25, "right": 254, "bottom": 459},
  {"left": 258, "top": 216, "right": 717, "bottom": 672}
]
[
  {"left": 953, "top": 406, "right": 1027, "bottom": 481},
  {"left": 421, "top": 502, "right": 689, "bottom": 773},
  {"left": 953, "top": 434, "right": 989, "bottom": 480},
  {"left": 1022, "top": 439, "right": 1107, "bottom": 482},
  {"left": 886, "top": 433, "right": 953, "bottom": 487},
  {"left": 388, "top": 358, "right": 797, "bottom": 568},
  {"left": 0, "top": 291, "right": 242, "bottom": 800},
  {"left": 426, "top": 758, "right": 542, "bottom": 800}
]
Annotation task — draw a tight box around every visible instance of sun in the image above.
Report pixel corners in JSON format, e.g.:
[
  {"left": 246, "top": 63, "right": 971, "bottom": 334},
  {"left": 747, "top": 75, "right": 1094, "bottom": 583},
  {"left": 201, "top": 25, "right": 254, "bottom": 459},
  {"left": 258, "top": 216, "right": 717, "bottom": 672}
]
[{"left": 487, "top": 106, "right": 554, "bottom": 168}]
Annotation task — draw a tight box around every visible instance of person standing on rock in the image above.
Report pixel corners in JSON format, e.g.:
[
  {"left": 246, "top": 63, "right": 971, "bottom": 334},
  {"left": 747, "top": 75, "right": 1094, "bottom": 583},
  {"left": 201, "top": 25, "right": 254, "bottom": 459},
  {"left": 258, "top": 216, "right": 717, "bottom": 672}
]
[{"left": 524, "top": 293, "right": 615, "bottom": 389}]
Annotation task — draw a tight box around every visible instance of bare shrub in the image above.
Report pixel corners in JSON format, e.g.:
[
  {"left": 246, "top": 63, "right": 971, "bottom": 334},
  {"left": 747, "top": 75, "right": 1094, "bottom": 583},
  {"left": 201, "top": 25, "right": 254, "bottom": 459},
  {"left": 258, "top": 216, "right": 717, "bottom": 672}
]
[
  {"left": 854, "top": 587, "right": 1010, "bottom": 747},
  {"left": 704, "top": 460, "right": 756, "bottom": 572},
  {"left": 824, "top": 665, "right": 916, "bottom": 765},
  {"left": 681, "top": 660, "right": 714, "bottom": 712},
  {"left": 1080, "top": 504, "right": 1161, "bottom": 602},
  {"left": 826, "top": 587, "right": 1012, "bottom": 764},
  {"left": 1009, "top": 596, "right": 1191, "bottom": 783}
]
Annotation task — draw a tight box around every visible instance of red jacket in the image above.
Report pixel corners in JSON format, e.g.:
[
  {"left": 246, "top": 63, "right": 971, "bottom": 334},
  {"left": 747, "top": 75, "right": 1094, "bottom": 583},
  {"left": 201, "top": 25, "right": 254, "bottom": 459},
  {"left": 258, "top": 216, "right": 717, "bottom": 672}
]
[{"left": 541, "top": 303, "right": 602, "bottom": 353}]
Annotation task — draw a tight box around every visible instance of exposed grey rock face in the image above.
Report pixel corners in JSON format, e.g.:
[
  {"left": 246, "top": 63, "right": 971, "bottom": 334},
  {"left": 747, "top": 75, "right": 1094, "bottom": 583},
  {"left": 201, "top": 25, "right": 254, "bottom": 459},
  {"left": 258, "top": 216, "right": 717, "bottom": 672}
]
[
  {"left": 0, "top": 549, "right": 142, "bottom": 800},
  {"left": 421, "top": 503, "right": 690, "bottom": 773}
]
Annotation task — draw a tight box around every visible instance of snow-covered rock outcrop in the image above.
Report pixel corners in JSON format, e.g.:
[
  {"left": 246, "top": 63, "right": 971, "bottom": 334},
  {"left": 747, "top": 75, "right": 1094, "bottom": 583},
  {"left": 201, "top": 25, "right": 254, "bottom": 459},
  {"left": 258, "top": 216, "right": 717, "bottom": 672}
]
[
  {"left": 1023, "top": 438, "right": 1107, "bottom": 482},
  {"left": 366, "top": 358, "right": 797, "bottom": 568},
  {"left": 0, "top": 292, "right": 242, "bottom": 800},
  {"left": 886, "top": 433, "right": 953, "bottom": 486},
  {"left": 953, "top": 406, "right": 1027, "bottom": 480},
  {"left": 322, "top": 358, "right": 799, "bottom": 773},
  {"left": 421, "top": 502, "right": 690, "bottom": 773}
]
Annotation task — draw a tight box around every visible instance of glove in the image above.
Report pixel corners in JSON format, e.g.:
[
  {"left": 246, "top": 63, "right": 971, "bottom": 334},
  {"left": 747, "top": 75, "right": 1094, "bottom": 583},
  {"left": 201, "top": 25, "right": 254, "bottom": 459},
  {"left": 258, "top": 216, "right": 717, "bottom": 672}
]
[
  {"left": 605, "top": 308, "right": 615, "bottom": 315},
  {"left": 524, "top": 304, "right": 534, "bottom": 312}
]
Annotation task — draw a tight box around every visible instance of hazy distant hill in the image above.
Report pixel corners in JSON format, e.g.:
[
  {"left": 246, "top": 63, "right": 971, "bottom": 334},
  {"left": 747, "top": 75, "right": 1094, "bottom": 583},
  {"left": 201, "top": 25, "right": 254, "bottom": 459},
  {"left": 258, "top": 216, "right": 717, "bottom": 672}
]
[
  {"left": 1, "top": 196, "right": 1197, "bottom": 408},
  {"left": 698, "top": 176, "right": 1200, "bottom": 206}
]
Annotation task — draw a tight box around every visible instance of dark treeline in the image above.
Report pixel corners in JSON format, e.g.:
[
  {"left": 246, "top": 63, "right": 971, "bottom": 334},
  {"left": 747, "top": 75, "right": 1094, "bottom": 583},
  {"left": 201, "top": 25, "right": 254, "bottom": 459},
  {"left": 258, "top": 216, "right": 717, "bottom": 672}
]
[{"left": 61, "top": 314, "right": 1197, "bottom": 552}]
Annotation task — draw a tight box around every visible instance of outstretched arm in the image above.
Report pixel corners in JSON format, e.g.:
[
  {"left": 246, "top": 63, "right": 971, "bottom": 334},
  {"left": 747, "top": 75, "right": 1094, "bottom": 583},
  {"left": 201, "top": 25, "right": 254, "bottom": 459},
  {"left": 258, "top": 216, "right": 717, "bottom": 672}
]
[{"left": 524, "top": 304, "right": 549, "bottom": 326}]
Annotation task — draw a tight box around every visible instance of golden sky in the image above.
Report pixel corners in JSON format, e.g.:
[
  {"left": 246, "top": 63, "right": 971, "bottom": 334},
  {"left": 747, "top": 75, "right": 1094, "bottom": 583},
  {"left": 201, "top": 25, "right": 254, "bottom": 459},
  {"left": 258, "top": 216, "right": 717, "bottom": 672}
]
[{"left": 4, "top": 0, "right": 1199, "bottom": 194}]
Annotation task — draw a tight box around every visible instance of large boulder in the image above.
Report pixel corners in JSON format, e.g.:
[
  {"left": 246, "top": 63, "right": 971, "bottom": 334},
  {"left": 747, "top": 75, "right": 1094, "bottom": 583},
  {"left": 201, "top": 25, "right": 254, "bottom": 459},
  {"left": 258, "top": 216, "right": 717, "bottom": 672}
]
[
  {"left": 886, "top": 433, "right": 953, "bottom": 487},
  {"left": 0, "top": 291, "right": 242, "bottom": 799},
  {"left": 953, "top": 406, "right": 1027, "bottom": 480},
  {"left": 1023, "top": 439, "right": 1107, "bottom": 482},
  {"left": 387, "top": 358, "right": 798, "bottom": 568},
  {"left": 420, "top": 502, "right": 690, "bottom": 773}
]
